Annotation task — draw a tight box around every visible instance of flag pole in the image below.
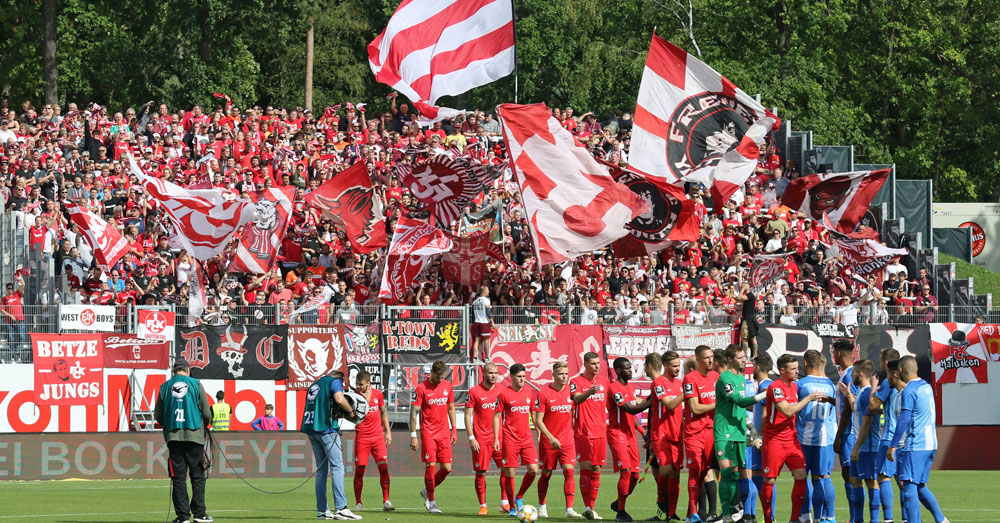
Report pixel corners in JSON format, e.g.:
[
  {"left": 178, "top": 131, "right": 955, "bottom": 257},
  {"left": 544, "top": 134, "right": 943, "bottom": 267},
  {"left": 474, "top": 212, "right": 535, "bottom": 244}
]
[{"left": 511, "top": 0, "right": 519, "bottom": 103}]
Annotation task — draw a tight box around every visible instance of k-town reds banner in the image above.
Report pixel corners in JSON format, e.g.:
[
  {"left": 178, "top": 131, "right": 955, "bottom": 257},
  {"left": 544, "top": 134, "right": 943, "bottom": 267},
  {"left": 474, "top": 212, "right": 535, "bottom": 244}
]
[
  {"left": 136, "top": 309, "right": 175, "bottom": 341},
  {"left": 380, "top": 318, "right": 462, "bottom": 357},
  {"left": 931, "top": 323, "right": 993, "bottom": 384},
  {"left": 59, "top": 304, "right": 117, "bottom": 332},
  {"left": 175, "top": 324, "right": 289, "bottom": 380},
  {"left": 286, "top": 325, "right": 351, "bottom": 390},
  {"left": 101, "top": 333, "right": 170, "bottom": 369},
  {"left": 32, "top": 333, "right": 104, "bottom": 406}
]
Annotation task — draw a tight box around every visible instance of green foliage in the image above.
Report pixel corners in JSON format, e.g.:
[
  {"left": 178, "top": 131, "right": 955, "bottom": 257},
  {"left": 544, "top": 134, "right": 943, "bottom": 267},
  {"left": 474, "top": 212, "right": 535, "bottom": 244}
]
[{"left": 940, "top": 253, "right": 1000, "bottom": 298}]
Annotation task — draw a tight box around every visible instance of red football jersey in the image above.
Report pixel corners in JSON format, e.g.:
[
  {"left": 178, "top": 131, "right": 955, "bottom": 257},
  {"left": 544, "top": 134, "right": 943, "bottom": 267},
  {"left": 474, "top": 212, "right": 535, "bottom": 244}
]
[
  {"left": 355, "top": 388, "right": 384, "bottom": 441},
  {"left": 497, "top": 385, "right": 534, "bottom": 444},
  {"left": 570, "top": 374, "right": 610, "bottom": 439},
  {"left": 648, "top": 375, "right": 683, "bottom": 441},
  {"left": 412, "top": 379, "right": 454, "bottom": 438},
  {"left": 607, "top": 380, "right": 637, "bottom": 439},
  {"left": 764, "top": 379, "right": 799, "bottom": 442},
  {"left": 683, "top": 370, "right": 719, "bottom": 438},
  {"left": 534, "top": 383, "right": 574, "bottom": 440},
  {"left": 465, "top": 383, "right": 501, "bottom": 439}
]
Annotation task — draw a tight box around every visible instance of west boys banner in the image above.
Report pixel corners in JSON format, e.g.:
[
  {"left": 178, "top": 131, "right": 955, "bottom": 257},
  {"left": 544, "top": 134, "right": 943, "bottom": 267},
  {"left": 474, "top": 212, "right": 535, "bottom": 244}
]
[
  {"left": 32, "top": 333, "right": 104, "bottom": 406},
  {"left": 602, "top": 325, "right": 672, "bottom": 397},
  {"left": 397, "top": 155, "right": 504, "bottom": 226},
  {"left": 63, "top": 202, "right": 129, "bottom": 273},
  {"left": 304, "top": 161, "right": 387, "bottom": 253},
  {"left": 287, "top": 325, "right": 350, "bottom": 390},
  {"left": 442, "top": 230, "right": 489, "bottom": 286},
  {"left": 781, "top": 168, "right": 891, "bottom": 233},
  {"left": 380, "top": 318, "right": 461, "bottom": 357},
  {"left": 930, "top": 323, "right": 991, "bottom": 384},
  {"left": 59, "top": 304, "right": 116, "bottom": 332},
  {"left": 136, "top": 309, "right": 175, "bottom": 341},
  {"left": 101, "top": 333, "right": 170, "bottom": 369},
  {"left": 231, "top": 187, "right": 296, "bottom": 273},
  {"left": 175, "top": 324, "right": 289, "bottom": 380},
  {"left": 489, "top": 325, "right": 605, "bottom": 388}
]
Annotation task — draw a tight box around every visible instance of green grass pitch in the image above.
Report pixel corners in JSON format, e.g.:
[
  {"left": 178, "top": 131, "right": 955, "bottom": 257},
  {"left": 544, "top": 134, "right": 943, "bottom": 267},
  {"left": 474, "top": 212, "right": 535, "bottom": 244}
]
[{"left": 2, "top": 471, "right": 994, "bottom": 522}]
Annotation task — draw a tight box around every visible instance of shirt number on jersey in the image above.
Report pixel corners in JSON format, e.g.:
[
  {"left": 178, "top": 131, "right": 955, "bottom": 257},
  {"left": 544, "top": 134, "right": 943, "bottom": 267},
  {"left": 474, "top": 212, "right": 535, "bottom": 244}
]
[{"left": 175, "top": 408, "right": 185, "bottom": 422}]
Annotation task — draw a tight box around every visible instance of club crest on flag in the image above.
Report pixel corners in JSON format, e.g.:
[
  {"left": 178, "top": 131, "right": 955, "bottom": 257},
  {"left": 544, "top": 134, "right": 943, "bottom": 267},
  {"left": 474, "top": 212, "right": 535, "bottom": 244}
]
[
  {"left": 666, "top": 93, "right": 759, "bottom": 182},
  {"left": 612, "top": 167, "right": 683, "bottom": 243}
]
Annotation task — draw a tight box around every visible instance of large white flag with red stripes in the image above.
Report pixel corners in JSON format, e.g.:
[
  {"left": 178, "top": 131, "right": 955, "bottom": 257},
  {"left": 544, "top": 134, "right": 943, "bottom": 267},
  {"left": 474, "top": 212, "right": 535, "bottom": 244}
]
[
  {"left": 63, "top": 201, "right": 129, "bottom": 273},
  {"left": 368, "top": 0, "right": 515, "bottom": 121},
  {"left": 127, "top": 153, "right": 255, "bottom": 260},
  {"left": 498, "top": 102, "right": 647, "bottom": 265},
  {"left": 230, "top": 187, "right": 296, "bottom": 273},
  {"left": 630, "top": 33, "right": 767, "bottom": 198}
]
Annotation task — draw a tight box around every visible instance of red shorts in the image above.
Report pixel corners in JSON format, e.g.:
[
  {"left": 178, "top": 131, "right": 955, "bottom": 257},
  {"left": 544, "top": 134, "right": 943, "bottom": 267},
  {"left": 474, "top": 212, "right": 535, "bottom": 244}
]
[
  {"left": 762, "top": 439, "right": 806, "bottom": 478},
  {"left": 420, "top": 434, "right": 453, "bottom": 464},
  {"left": 540, "top": 438, "right": 577, "bottom": 470},
  {"left": 501, "top": 439, "right": 538, "bottom": 467},
  {"left": 575, "top": 435, "right": 607, "bottom": 466},
  {"left": 651, "top": 438, "right": 684, "bottom": 470},
  {"left": 684, "top": 431, "right": 714, "bottom": 471},
  {"left": 608, "top": 434, "right": 640, "bottom": 472},
  {"left": 354, "top": 436, "right": 388, "bottom": 466},
  {"left": 471, "top": 322, "right": 492, "bottom": 338},
  {"left": 472, "top": 441, "right": 503, "bottom": 471}
]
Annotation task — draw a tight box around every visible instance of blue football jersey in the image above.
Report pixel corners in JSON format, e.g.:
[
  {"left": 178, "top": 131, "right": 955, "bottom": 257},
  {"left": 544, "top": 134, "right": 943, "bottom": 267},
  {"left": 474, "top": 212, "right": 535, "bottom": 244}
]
[
  {"left": 752, "top": 378, "right": 772, "bottom": 433},
  {"left": 852, "top": 386, "right": 882, "bottom": 452},
  {"left": 745, "top": 378, "right": 758, "bottom": 428},
  {"left": 899, "top": 379, "right": 937, "bottom": 451},
  {"left": 838, "top": 366, "right": 859, "bottom": 436},
  {"left": 795, "top": 375, "right": 837, "bottom": 446},
  {"left": 881, "top": 387, "right": 900, "bottom": 443}
]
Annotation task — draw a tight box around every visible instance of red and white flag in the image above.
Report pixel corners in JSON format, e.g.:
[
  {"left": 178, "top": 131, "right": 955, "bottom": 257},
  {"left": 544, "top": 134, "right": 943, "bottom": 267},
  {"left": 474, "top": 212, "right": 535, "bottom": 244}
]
[
  {"left": 931, "top": 323, "right": 991, "bottom": 384},
  {"left": 818, "top": 213, "right": 907, "bottom": 276},
  {"left": 230, "top": 187, "right": 295, "bottom": 273},
  {"left": 749, "top": 253, "right": 789, "bottom": 292},
  {"left": 188, "top": 258, "right": 206, "bottom": 327},
  {"left": 630, "top": 33, "right": 767, "bottom": 192},
  {"left": 442, "top": 230, "right": 490, "bottom": 286},
  {"left": 397, "top": 155, "right": 504, "bottom": 226},
  {"left": 709, "top": 113, "right": 779, "bottom": 204},
  {"left": 368, "top": 0, "right": 515, "bottom": 121},
  {"left": 498, "top": 102, "right": 647, "bottom": 265},
  {"left": 63, "top": 201, "right": 129, "bottom": 273},
  {"left": 304, "top": 161, "right": 387, "bottom": 254},
  {"left": 378, "top": 216, "right": 454, "bottom": 304},
  {"left": 127, "top": 153, "right": 255, "bottom": 260},
  {"left": 781, "top": 168, "right": 891, "bottom": 233}
]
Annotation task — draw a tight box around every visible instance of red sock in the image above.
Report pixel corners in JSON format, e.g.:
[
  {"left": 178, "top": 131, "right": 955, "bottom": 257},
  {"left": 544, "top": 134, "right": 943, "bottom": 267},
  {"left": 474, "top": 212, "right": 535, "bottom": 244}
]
[
  {"left": 503, "top": 475, "right": 516, "bottom": 507},
  {"left": 538, "top": 473, "right": 551, "bottom": 505},
  {"left": 424, "top": 466, "right": 436, "bottom": 501},
  {"left": 434, "top": 467, "right": 450, "bottom": 486},
  {"left": 500, "top": 476, "right": 507, "bottom": 505},
  {"left": 377, "top": 463, "right": 390, "bottom": 503},
  {"left": 579, "top": 469, "right": 592, "bottom": 509},
  {"left": 590, "top": 470, "right": 601, "bottom": 509},
  {"left": 563, "top": 469, "right": 576, "bottom": 507},
  {"left": 761, "top": 481, "right": 775, "bottom": 523},
  {"left": 629, "top": 472, "right": 639, "bottom": 495},
  {"left": 617, "top": 471, "right": 630, "bottom": 510},
  {"left": 354, "top": 465, "right": 366, "bottom": 505},
  {"left": 667, "top": 476, "right": 680, "bottom": 516},
  {"left": 790, "top": 478, "right": 807, "bottom": 521},
  {"left": 656, "top": 474, "right": 668, "bottom": 504},
  {"left": 475, "top": 472, "right": 487, "bottom": 505},
  {"left": 686, "top": 465, "right": 703, "bottom": 517},
  {"left": 517, "top": 471, "right": 537, "bottom": 499}
]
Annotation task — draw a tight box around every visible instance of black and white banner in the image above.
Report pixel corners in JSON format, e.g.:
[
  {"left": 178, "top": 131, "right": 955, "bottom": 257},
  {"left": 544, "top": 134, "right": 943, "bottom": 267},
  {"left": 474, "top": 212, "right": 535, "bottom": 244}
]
[{"left": 175, "top": 324, "right": 288, "bottom": 380}]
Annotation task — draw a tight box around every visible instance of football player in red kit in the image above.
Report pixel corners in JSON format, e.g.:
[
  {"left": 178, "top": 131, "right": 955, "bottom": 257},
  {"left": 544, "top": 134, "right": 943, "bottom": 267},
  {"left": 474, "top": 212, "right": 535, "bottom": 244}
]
[
  {"left": 466, "top": 362, "right": 505, "bottom": 516},
  {"left": 571, "top": 352, "right": 611, "bottom": 520},
  {"left": 606, "top": 357, "right": 651, "bottom": 523},
  {"left": 533, "top": 361, "right": 582, "bottom": 519},
  {"left": 410, "top": 360, "right": 457, "bottom": 514},
  {"left": 682, "top": 346, "right": 719, "bottom": 523},
  {"left": 644, "top": 351, "right": 686, "bottom": 521},
  {"left": 352, "top": 370, "right": 394, "bottom": 511},
  {"left": 494, "top": 363, "right": 540, "bottom": 517}
]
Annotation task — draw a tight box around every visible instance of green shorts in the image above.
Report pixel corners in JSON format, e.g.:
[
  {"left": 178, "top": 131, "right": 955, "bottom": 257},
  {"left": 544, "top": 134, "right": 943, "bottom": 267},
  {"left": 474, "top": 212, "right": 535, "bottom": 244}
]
[{"left": 714, "top": 439, "right": 746, "bottom": 468}]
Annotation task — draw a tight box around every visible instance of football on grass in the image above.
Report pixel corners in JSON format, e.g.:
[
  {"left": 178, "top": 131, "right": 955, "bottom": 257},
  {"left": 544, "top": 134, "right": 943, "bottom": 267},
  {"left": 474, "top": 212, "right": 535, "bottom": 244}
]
[{"left": 518, "top": 504, "right": 538, "bottom": 523}]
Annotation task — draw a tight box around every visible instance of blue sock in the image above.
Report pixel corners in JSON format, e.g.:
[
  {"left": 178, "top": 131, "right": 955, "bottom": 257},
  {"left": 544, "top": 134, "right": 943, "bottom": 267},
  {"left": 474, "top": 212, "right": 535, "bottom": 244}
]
[
  {"left": 810, "top": 478, "right": 823, "bottom": 521},
  {"left": 917, "top": 484, "right": 945, "bottom": 523},
  {"left": 852, "top": 485, "right": 866, "bottom": 522},
  {"left": 739, "top": 478, "right": 756, "bottom": 516},
  {"left": 822, "top": 477, "right": 837, "bottom": 520},
  {"left": 802, "top": 477, "right": 813, "bottom": 519},
  {"left": 845, "top": 481, "right": 855, "bottom": 521},
  {"left": 879, "top": 480, "right": 894, "bottom": 521},
  {"left": 868, "top": 486, "right": 880, "bottom": 523},
  {"left": 903, "top": 482, "right": 920, "bottom": 523}
]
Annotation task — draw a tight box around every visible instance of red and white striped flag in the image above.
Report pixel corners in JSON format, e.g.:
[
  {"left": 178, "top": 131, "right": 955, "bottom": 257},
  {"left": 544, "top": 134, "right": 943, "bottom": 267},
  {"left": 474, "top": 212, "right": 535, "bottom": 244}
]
[
  {"left": 498, "top": 102, "right": 647, "bottom": 265},
  {"left": 63, "top": 202, "right": 129, "bottom": 273},
  {"left": 781, "top": 168, "right": 891, "bottom": 233},
  {"left": 378, "top": 216, "right": 454, "bottom": 304},
  {"left": 396, "top": 154, "right": 504, "bottom": 226},
  {"left": 188, "top": 258, "right": 207, "bottom": 327},
  {"left": 368, "top": 0, "right": 515, "bottom": 121},
  {"left": 127, "top": 153, "right": 255, "bottom": 260},
  {"left": 230, "top": 187, "right": 296, "bottom": 273},
  {"left": 442, "top": 230, "right": 490, "bottom": 286},
  {"left": 630, "top": 33, "right": 767, "bottom": 194}
]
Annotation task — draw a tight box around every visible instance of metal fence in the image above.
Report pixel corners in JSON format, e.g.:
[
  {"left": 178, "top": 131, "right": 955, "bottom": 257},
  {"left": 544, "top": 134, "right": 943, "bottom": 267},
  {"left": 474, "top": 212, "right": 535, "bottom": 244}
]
[
  {"left": 491, "top": 304, "right": 740, "bottom": 327},
  {"left": 759, "top": 304, "right": 1000, "bottom": 327}
]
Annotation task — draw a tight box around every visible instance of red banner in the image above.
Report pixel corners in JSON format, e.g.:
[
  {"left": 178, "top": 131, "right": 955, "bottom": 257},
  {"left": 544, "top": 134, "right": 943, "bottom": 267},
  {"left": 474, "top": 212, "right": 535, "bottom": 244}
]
[
  {"left": 304, "top": 161, "right": 387, "bottom": 253},
  {"left": 32, "top": 333, "right": 104, "bottom": 406},
  {"left": 63, "top": 202, "right": 129, "bottom": 273},
  {"left": 442, "top": 231, "right": 489, "bottom": 286},
  {"left": 101, "top": 333, "right": 170, "bottom": 369},
  {"left": 488, "top": 325, "right": 605, "bottom": 387},
  {"left": 931, "top": 323, "right": 991, "bottom": 384},
  {"left": 750, "top": 253, "right": 787, "bottom": 292},
  {"left": 287, "top": 325, "right": 350, "bottom": 390},
  {"left": 601, "top": 325, "right": 672, "bottom": 398}
]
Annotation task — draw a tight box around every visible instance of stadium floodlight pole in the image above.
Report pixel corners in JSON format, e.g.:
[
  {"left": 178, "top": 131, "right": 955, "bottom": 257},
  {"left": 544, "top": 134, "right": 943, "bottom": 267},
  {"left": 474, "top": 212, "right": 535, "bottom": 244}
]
[{"left": 511, "top": 0, "right": 518, "bottom": 104}]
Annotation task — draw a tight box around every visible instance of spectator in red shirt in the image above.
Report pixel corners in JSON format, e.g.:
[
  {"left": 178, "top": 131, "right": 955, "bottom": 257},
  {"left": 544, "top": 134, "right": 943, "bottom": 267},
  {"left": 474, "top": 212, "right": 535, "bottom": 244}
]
[{"left": 1, "top": 275, "right": 27, "bottom": 355}]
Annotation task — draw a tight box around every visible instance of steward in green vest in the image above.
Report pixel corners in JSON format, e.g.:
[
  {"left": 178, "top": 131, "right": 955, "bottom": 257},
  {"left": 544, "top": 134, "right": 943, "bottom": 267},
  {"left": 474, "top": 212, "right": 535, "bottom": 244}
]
[
  {"left": 155, "top": 358, "right": 213, "bottom": 523},
  {"left": 211, "top": 391, "right": 231, "bottom": 431}
]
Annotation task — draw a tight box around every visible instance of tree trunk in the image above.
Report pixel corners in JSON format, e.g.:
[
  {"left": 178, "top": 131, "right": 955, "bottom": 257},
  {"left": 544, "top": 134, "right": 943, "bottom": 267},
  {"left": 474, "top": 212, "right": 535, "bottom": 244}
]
[
  {"left": 42, "top": 0, "right": 58, "bottom": 104},
  {"left": 305, "top": 20, "right": 314, "bottom": 112}
]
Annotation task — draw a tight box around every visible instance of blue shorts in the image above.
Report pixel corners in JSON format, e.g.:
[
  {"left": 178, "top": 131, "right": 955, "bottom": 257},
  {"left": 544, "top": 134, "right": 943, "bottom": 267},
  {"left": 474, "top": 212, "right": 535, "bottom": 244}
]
[
  {"left": 801, "top": 444, "right": 835, "bottom": 477},
  {"left": 875, "top": 442, "right": 897, "bottom": 477},
  {"left": 898, "top": 450, "right": 935, "bottom": 485},
  {"left": 855, "top": 451, "right": 878, "bottom": 480},
  {"left": 839, "top": 434, "right": 856, "bottom": 469},
  {"left": 748, "top": 446, "right": 763, "bottom": 471}
]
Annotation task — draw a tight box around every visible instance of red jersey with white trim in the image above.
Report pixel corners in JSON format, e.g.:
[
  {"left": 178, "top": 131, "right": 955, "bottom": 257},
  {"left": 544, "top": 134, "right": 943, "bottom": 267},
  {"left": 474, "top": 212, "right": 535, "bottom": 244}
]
[
  {"left": 649, "top": 375, "right": 684, "bottom": 441},
  {"left": 683, "top": 370, "right": 719, "bottom": 438},
  {"left": 534, "top": 383, "right": 574, "bottom": 440},
  {"left": 607, "top": 381, "right": 637, "bottom": 439},
  {"left": 465, "top": 383, "right": 501, "bottom": 439},
  {"left": 497, "top": 385, "right": 534, "bottom": 444},
  {"left": 355, "top": 388, "right": 385, "bottom": 441},
  {"left": 412, "top": 379, "right": 454, "bottom": 438},
  {"left": 570, "top": 374, "right": 610, "bottom": 438},
  {"left": 764, "top": 379, "right": 799, "bottom": 442}
]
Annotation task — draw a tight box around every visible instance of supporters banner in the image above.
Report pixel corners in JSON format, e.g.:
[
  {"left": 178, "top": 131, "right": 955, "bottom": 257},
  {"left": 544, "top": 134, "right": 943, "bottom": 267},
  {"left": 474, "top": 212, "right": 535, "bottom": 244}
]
[
  {"left": 231, "top": 187, "right": 296, "bottom": 273},
  {"left": 368, "top": 0, "right": 514, "bottom": 121},
  {"left": 63, "top": 202, "right": 129, "bottom": 273},
  {"left": 930, "top": 323, "right": 991, "bottom": 384},
  {"left": 498, "top": 102, "right": 647, "bottom": 264},
  {"left": 136, "top": 309, "right": 175, "bottom": 342},
  {"left": 629, "top": 33, "right": 767, "bottom": 191},
  {"left": 304, "top": 161, "right": 387, "bottom": 254},
  {"left": 175, "top": 324, "right": 289, "bottom": 380},
  {"left": 32, "top": 333, "right": 104, "bottom": 406},
  {"left": 781, "top": 168, "right": 891, "bottom": 233},
  {"left": 489, "top": 325, "right": 605, "bottom": 388},
  {"left": 378, "top": 216, "right": 454, "bottom": 304},
  {"left": 672, "top": 324, "right": 734, "bottom": 352},
  {"left": 346, "top": 324, "right": 386, "bottom": 391},
  {"left": 398, "top": 155, "right": 503, "bottom": 226},
  {"left": 287, "top": 325, "right": 350, "bottom": 390},
  {"left": 750, "top": 254, "right": 788, "bottom": 292},
  {"left": 59, "top": 304, "right": 116, "bottom": 332},
  {"left": 380, "top": 318, "right": 462, "bottom": 357},
  {"left": 442, "top": 230, "right": 490, "bottom": 286},
  {"left": 602, "top": 325, "right": 671, "bottom": 397},
  {"left": 101, "top": 333, "right": 170, "bottom": 369}
]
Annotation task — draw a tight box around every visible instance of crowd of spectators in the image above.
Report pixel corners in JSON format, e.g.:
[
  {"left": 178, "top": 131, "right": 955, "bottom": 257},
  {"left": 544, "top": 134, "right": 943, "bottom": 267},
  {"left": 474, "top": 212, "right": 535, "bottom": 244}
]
[{"left": 0, "top": 96, "right": 939, "bottom": 347}]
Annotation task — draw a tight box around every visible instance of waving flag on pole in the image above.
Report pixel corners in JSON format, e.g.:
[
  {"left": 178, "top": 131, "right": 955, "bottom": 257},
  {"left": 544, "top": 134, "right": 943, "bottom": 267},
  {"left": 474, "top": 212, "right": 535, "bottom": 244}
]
[
  {"left": 230, "top": 187, "right": 296, "bottom": 273},
  {"left": 442, "top": 230, "right": 490, "bottom": 286},
  {"left": 781, "top": 168, "right": 891, "bottom": 233},
  {"left": 127, "top": 153, "right": 255, "bottom": 260},
  {"left": 396, "top": 155, "right": 505, "bottom": 226},
  {"left": 188, "top": 258, "right": 206, "bottom": 327},
  {"left": 818, "top": 213, "right": 907, "bottom": 275},
  {"left": 368, "top": 0, "right": 515, "bottom": 121},
  {"left": 379, "top": 217, "right": 454, "bottom": 304},
  {"left": 303, "top": 161, "right": 387, "bottom": 253},
  {"left": 630, "top": 33, "right": 767, "bottom": 192},
  {"left": 63, "top": 202, "right": 129, "bottom": 273},
  {"left": 498, "top": 102, "right": 647, "bottom": 265}
]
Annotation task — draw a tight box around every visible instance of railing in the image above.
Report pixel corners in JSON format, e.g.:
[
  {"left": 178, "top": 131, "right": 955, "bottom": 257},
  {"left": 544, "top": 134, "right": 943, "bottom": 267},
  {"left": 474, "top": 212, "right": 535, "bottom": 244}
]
[
  {"left": 491, "top": 304, "right": 741, "bottom": 326},
  {"left": 760, "top": 303, "right": 998, "bottom": 327}
]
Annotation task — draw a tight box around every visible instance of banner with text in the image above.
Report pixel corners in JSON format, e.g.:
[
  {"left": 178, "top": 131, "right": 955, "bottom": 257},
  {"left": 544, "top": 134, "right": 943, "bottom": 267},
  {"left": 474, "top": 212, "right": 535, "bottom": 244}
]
[
  {"left": 489, "top": 325, "right": 605, "bottom": 388},
  {"left": 380, "top": 318, "right": 462, "bottom": 357},
  {"left": 58, "top": 305, "right": 116, "bottom": 332},
  {"left": 136, "top": 309, "right": 175, "bottom": 341},
  {"left": 930, "top": 323, "right": 992, "bottom": 384},
  {"left": 175, "top": 324, "right": 289, "bottom": 380},
  {"left": 602, "top": 325, "right": 672, "bottom": 397},
  {"left": 32, "top": 333, "right": 104, "bottom": 406},
  {"left": 287, "top": 325, "right": 350, "bottom": 390},
  {"left": 672, "top": 324, "right": 734, "bottom": 352},
  {"left": 346, "top": 325, "right": 386, "bottom": 392},
  {"left": 101, "top": 333, "right": 170, "bottom": 369}
]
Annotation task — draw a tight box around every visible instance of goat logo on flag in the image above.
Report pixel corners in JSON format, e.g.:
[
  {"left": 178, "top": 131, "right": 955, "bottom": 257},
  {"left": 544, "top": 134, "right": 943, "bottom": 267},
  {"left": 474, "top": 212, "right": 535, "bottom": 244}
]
[
  {"left": 931, "top": 323, "right": 990, "bottom": 383},
  {"left": 397, "top": 155, "right": 503, "bottom": 226},
  {"left": 231, "top": 187, "right": 295, "bottom": 273}
]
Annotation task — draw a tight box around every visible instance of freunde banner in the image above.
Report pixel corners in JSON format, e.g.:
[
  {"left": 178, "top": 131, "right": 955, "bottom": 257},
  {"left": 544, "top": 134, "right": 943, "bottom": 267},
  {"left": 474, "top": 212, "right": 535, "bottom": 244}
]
[
  {"left": 175, "top": 324, "right": 288, "bottom": 380},
  {"left": 602, "top": 325, "right": 672, "bottom": 397},
  {"left": 32, "top": 333, "right": 104, "bottom": 406}
]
